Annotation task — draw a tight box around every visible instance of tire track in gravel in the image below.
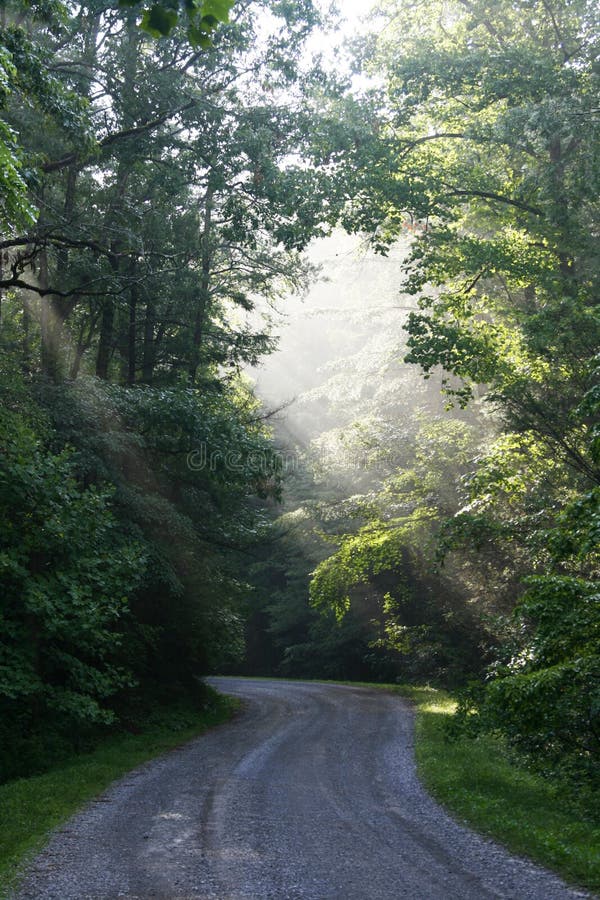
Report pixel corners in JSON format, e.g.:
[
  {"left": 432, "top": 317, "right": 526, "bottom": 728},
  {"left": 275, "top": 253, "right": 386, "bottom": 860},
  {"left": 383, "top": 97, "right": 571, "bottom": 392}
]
[{"left": 12, "top": 678, "right": 592, "bottom": 900}]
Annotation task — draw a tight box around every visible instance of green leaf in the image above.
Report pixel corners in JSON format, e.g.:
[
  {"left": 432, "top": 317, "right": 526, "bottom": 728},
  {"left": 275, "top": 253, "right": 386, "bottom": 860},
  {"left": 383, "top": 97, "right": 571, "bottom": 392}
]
[
  {"left": 140, "top": 5, "right": 178, "bottom": 36},
  {"left": 201, "top": 0, "right": 233, "bottom": 23},
  {"left": 188, "top": 24, "right": 213, "bottom": 47}
]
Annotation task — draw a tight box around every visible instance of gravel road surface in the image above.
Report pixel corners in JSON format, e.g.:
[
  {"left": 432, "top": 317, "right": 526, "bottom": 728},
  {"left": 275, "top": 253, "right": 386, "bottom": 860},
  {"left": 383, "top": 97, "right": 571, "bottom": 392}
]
[{"left": 13, "top": 677, "right": 591, "bottom": 900}]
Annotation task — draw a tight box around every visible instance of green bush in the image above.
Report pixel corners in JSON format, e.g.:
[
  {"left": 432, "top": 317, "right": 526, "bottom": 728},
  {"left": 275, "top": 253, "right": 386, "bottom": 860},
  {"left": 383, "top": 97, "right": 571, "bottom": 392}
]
[
  {"left": 0, "top": 399, "right": 148, "bottom": 779},
  {"left": 455, "top": 576, "right": 600, "bottom": 786}
]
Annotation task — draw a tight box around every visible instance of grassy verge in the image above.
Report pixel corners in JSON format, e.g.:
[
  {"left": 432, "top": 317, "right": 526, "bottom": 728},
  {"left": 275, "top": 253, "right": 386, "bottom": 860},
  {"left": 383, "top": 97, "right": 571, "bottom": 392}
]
[
  {"left": 0, "top": 691, "right": 238, "bottom": 898},
  {"left": 381, "top": 684, "right": 599, "bottom": 895}
]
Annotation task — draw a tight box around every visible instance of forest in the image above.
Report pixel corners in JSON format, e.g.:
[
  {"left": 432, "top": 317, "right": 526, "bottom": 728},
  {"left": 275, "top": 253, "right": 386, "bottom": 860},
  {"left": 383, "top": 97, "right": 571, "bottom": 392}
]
[{"left": 0, "top": 0, "right": 598, "bottom": 806}]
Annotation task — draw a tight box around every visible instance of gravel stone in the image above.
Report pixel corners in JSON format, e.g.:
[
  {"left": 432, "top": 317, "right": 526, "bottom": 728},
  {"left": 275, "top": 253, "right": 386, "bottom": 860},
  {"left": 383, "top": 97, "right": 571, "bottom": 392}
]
[{"left": 12, "top": 678, "right": 593, "bottom": 900}]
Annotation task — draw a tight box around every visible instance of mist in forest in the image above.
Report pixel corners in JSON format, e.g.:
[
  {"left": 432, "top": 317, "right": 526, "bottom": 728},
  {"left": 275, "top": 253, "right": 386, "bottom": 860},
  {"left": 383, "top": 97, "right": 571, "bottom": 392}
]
[
  {"left": 248, "top": 230, "right": 441, "bottom": 469},
  {"left": 240, "top": 227, "right": 497, "bottom": 686}
]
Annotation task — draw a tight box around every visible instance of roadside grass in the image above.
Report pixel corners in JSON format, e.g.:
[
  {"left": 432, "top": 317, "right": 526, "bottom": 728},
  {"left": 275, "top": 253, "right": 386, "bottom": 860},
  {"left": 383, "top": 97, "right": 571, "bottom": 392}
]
[
  {"left": 0, "top": 692, "right": 238, "bottom": 899},
  {"left": 378, "top": 683, "right": 600, "bottom": 895}
]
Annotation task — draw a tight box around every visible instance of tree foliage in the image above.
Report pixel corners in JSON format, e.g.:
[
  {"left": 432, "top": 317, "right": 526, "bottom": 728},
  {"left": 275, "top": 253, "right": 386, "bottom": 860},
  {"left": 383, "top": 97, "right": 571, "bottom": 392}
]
[
  {"left": 340, "top": 0, "right": 600, "bottom": 782},
  {"left": 250, "top": 0, "right": 599, "bottom": 786},
  {"left": 0, "top": 0, "right": 344, "bottom": 779},
  {"left": 2, "top": 0, "right": 598, "bottom": 792}
]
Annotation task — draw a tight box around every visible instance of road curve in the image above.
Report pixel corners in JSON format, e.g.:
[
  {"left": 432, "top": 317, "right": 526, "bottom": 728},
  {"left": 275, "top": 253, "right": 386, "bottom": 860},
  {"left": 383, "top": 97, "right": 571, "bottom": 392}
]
[{"left": 13, "top": 678, "right": 590, "bottom": 900}]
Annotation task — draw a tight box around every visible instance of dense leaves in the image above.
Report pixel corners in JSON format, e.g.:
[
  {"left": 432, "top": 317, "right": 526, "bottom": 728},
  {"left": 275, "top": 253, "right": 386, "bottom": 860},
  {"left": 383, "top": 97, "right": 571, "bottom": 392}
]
[
  {"left": 0, "top": 0, "right": 341, "bottom": 779},
  {"left": 247, "top": 0, "right": 600, "bottom": 789},
  {"left": 342, "top": 0, "right": 600, "bottom": 784},
  {"left": 1, "top": 0, "right": 598, "bottom": 793},
  {"left": 0, "top": 362, "right": 282, "bottom": 778},
  {"left": 241, "top": 238, "right": 493, "bottom": 685}
]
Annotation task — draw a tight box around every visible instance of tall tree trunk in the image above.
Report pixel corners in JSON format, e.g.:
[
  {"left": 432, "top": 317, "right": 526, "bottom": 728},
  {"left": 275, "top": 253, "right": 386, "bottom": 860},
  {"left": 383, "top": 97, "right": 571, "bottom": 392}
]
[
  {"left": 189, "top": 182, "right": 215, "bottom": 381},
  {"left": 39, "top": 251, "right": 61, "bottom": 380},
  {"left": 70, "top": 307, "right": 98, "bottom": 379},
  {"left": 549, "top": 136, "right": 576, "bottom": 286},
  {"left": 141, "top": 293, "right": 155, "bottom": 383},
  {"left": 22, "top": 295, "right": 32, "bottom": 373},
  {"left": 118, "top": 258, "right": 138, "bottom": 384},
  {"left": 96, "top": 298, "right": 115, "bottom": 379},
  {"left": 70, "top": 340, "right": 86, "bottom": 381},
  {"left": 96, "top": 13, "right": 139, "bottom": 381},
  {"left": 127, "top": 262, "right": 137, "bottom": 385}
]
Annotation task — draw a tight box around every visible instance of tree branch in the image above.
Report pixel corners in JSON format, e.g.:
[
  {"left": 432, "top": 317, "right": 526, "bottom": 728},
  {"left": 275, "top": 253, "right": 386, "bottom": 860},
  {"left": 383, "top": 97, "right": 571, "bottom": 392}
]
[
  {"left": 42, "top": 100, "right": 197, "bottom": 174},
  {"left": 444, "top": 186, "right": 543, "bottom": 216}
]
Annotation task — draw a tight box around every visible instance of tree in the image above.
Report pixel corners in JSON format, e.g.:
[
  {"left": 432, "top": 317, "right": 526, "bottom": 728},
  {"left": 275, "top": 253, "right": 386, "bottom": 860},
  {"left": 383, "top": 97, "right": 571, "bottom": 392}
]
[
  {"left": 0, "top": 0, "right": 334, "bottom": 382},
  {"left": 243, "top": 234, "right": 493, "bottom": 683},
  {"left": 348, "top": 0, "right": 600, "bottom": 778},
  {"left": 0, "top": 0, "right": 349, "bottom": 779},
  {"left": 0, "top": 365, "right": 147, "bottom": 778}
]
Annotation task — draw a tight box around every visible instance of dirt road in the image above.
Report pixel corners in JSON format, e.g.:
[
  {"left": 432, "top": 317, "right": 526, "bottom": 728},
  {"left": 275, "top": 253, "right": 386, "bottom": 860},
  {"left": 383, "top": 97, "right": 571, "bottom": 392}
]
[{"left": 14, "top": 678, "right": 590, "bottom": 899}]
